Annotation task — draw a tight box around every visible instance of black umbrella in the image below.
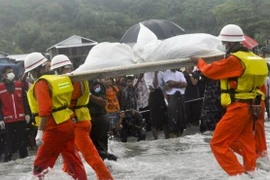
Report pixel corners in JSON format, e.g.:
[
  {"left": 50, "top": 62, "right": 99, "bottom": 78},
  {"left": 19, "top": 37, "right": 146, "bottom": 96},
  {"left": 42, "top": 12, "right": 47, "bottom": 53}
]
[{"left": 120, "top": 19, "right": 185, "bottom": 44}]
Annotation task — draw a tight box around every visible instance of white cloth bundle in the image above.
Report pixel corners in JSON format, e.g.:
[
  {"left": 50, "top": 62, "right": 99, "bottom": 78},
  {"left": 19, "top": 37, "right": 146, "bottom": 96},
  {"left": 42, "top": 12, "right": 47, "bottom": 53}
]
[{"left": 72, "top": 23, "right": 223, "bottom": 73}]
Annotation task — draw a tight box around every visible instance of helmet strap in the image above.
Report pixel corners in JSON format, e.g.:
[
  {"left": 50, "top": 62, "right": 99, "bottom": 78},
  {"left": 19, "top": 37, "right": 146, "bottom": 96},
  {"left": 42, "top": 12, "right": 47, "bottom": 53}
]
[
  {"left": 58, "top": 67, "right": 64, "bottom": 75},
  {"left": 36, "top": 65, "right": 50, "bottom": 78},
  {"left": 36, "top": 66, "right": 43, "bottom": 78},
  {"left": 225, "top": 42, "right": 241, "bottom": 57}
]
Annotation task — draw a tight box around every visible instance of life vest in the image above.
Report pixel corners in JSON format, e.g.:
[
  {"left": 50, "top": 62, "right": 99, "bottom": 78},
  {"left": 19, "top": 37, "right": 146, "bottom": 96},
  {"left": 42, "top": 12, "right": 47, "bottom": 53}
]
[
  {"left": 70, "top": 81, "right": 91, "bottom": 121},
  {"left": 27, "top": 75, "right": 74, "bottom": 126},
  {"left": 220, "top": 51, "right": 268, "bottom": 106},
  {"left": 0, "top": 81, "right": 25, "bottom": 123}
]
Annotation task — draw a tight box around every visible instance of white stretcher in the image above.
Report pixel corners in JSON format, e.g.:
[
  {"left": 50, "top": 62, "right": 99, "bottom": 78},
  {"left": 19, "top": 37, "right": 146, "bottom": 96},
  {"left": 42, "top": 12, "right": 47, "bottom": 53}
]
[{"left": 68, "top": 53, "right": 224, "bottom": 81}]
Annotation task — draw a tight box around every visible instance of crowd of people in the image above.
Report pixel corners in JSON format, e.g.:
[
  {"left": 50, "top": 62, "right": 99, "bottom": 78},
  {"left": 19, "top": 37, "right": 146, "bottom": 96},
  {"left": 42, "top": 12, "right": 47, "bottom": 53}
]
[{"left": 0, "top": 23, "right": 269, "bottom": 179}]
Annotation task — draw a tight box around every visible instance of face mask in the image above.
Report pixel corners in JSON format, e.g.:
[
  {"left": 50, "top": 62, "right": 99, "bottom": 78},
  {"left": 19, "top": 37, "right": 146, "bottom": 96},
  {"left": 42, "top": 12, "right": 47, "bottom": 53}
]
[{"left": 6, "top": 72, "right": 15, "bottom": 81}]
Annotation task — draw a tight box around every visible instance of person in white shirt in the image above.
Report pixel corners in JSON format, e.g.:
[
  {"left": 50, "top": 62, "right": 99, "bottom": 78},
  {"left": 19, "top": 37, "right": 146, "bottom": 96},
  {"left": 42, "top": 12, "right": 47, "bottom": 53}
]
[
  {"left": 133, "top": 74, "right": 151, "bottom": 131},
  {"left": 163, "top": 69, "right": 187, "bottom": 138},
  {"left": 144, "top": 71, "right": 169, "bottom": 140}
]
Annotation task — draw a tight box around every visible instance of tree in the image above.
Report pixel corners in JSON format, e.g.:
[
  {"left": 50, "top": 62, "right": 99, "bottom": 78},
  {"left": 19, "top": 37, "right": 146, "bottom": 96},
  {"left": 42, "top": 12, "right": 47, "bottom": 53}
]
[{"left": 0, "top": 0, "right": 269, "bottom": 53}]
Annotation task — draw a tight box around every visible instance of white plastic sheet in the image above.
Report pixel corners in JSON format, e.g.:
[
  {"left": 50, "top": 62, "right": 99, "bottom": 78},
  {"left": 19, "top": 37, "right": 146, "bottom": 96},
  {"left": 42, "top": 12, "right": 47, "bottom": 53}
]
[
  {"left": 133, "top": 23, "right": 223, "bottom": 62},
  {"left": 144, "top": 33, "right": 223, "bottom": 61},
  {"left": 73, "top": 42, "right": 134, "bottom": 73},
  {"left": 73, "top": 24, "right": 223, "bottom": 74},
  {"left": 132, "top": 24, "right": 161, "bottom": 63}
]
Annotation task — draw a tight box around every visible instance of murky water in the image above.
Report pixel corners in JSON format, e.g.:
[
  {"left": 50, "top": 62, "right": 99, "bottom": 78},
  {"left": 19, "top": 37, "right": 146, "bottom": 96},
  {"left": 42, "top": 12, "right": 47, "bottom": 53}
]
[{"left": 0, "top": 123, "right": 270, "bottom": 180}]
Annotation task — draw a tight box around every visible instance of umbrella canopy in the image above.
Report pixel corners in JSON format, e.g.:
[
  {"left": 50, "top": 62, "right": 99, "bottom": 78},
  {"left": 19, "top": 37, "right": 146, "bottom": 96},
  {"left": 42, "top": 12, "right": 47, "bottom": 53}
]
[
  {"left": 120, "top": 19, "right": 185, "bottom": 44},
  {"left": 242, "top": 35, "right": 259, "bottom": 50}
]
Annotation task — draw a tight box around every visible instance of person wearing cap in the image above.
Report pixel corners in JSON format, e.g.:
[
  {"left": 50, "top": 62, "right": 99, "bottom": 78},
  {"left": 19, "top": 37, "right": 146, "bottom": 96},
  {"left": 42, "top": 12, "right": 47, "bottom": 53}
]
[
  {"left": 24, "top": 52, "right": 87, "bottom": 180},
  {"left": 50, "top": 54, "right": 113, "bottom": 180},
  {"left": 191, "top": 24, "right": 268, "bottom": 177}
]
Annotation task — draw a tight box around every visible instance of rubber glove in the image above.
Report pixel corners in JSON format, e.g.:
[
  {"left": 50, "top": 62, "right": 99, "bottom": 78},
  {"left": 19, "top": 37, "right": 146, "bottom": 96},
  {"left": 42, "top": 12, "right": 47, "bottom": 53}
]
[
  {"left": 0, "top": 121, "right": 5, "bottom": 130},
  {"left": 35, "top": 130, "right": 44, "bottom": 146}
]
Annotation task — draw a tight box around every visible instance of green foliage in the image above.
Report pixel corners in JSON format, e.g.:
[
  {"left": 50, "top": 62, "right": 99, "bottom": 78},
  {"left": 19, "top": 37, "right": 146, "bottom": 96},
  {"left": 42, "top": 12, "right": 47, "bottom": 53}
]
[
  {"left": 213, "top": 0, "right": 270, "bottom": 42},
  {"left": 0, "top": 0, "right": 269, "bottom": 54}
]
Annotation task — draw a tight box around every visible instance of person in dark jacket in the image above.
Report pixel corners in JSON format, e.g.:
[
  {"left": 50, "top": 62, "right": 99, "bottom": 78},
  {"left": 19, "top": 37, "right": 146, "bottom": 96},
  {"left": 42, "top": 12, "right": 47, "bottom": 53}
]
[
  {"left": 122, "top": 76, "right": 137, "bottom": 110},
  {"left": 88, "top": 80, "right": 117, "bottom": 161},
  {"left": 183, "top": 66, "right": 201, "bottom": 126}
]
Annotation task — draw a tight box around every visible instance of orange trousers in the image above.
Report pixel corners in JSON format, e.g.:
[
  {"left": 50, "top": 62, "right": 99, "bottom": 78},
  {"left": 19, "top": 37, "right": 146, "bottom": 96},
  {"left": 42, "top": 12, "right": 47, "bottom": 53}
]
[
  {"left": 210, "top": 102, "right": 256, "bottom": 176},
  {"left": 231, "top": 101, "right": 267, "bottom": 158},
  {"left": 33, "top": 120, "right": 87, "bottom": 180},
  {"left": 255, "top": 101, "right": 267, "bottom": 157},
  {"left": 63, "top": 120, "right": 113, "bottom": 180}
]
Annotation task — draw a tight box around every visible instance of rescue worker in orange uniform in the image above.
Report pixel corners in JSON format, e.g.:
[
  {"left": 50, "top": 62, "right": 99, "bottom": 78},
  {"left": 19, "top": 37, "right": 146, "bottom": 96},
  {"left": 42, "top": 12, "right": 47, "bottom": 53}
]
[
  {"left": 50, "top": 54, "right": 113, "bottom": 180},
  {"left": 256, "top": 85, "right": 268, "bottom": 158},
  {"left": 191, "top": 24, "right": 268, "bottom": 177},
  {"left": 230, "top": 84, "right": 269, "bottom": 170},
  {"left": 254, "top": 85, "right": 270, "bottom": 170},
  {"left": 24, "top": 52, "right": 87, "bottom": 179}
]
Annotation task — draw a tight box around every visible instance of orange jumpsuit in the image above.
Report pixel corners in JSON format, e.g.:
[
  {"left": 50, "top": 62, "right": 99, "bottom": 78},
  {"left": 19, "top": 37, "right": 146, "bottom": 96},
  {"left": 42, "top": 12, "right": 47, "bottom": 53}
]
[
  {"left": 256, "top": 85, "right": 268, "bottom": 157},
  {"left": 230, "top": 85, "right": 268, "bottom": 158},
  {"left": 63, "top": 82, "right": 113, "bottom": 180},
  {"left": 33, "top": 80, "right": 87, "bottom": 180},
  {"left": 197, "top": 55, "right": 256, "bottom": 175}
]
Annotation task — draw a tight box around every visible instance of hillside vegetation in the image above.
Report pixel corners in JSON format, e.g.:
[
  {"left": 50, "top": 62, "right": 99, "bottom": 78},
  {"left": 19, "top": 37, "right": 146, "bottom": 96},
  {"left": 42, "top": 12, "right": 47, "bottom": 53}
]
[{"left": 0, "top": 0, "right": 269, "bottom": 54}]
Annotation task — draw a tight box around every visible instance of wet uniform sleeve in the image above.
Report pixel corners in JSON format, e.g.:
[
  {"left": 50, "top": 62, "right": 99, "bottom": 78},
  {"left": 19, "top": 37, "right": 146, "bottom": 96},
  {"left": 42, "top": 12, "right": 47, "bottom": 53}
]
[
  {"left": 70, "top": 82, "right": 81, "bottom": 108},
  {"left": 34, "top": 80, "right": 52, "bottom": 117},
  {"left": 197, "top": 55, "right": 245, "bottom": 80}
]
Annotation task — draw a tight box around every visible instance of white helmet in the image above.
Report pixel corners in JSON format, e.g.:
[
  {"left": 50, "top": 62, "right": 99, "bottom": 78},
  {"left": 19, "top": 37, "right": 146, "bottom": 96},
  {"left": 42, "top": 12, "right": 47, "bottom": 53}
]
[
  {"left": 218, "top": 24, "right": 245, "bottom": 42},
  {"left": 50, "top": 54, "right": 72, "bottom": 70},
  {"left": 24, "top": 52, "right": 48, "bottom": 73}
]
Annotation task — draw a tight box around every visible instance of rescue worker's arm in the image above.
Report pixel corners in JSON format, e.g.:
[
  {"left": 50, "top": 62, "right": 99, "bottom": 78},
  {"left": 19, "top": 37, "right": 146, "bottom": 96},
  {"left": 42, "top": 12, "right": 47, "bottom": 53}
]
[
  {"left": 35, "top": 80, "right": 53, "bottom": 131},
  {"left": 34, "top": 80, "right": 52, "bottom": 146},
  {"left": 38, "top": 117, "right": 49, "bottom": 131},
  {"left": 195, "top": 56, "right": 244, "bottom": 80}
]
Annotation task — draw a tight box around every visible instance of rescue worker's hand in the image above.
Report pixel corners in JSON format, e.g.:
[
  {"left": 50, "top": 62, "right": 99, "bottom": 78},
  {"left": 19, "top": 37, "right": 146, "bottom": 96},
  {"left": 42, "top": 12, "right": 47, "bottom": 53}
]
[
  {"left": 0, "top": 121, "right": 5, "bottom": 130},
  {"left": 25, "top": 115, "right": 31, "bottom": 124},
  {"left": 35, "top": 130, "right": 44, "bottom": 146}
]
